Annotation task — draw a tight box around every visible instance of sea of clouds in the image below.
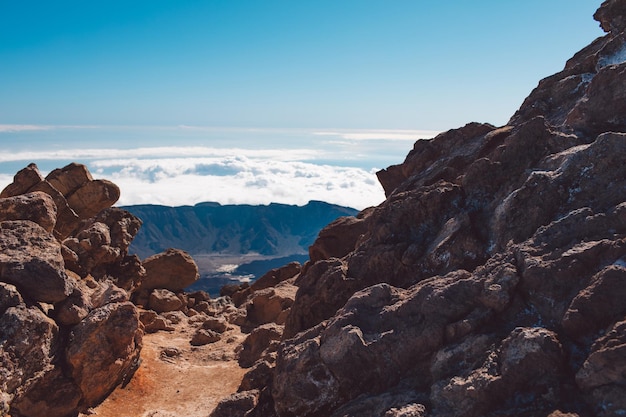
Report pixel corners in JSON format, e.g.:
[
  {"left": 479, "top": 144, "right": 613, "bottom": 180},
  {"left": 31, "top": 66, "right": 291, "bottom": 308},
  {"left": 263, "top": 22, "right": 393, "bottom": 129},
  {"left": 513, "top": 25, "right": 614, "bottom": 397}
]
[{"left": 0, "top": 125, "right": 440, "bottom": 210}]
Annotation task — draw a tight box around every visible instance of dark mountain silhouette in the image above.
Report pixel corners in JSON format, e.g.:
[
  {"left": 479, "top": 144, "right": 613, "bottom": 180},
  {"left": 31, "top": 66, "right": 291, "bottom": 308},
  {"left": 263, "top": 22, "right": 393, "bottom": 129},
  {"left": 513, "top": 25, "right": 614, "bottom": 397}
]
[{"left": 122, "top": 200, "right": 358, "bottom": 259}]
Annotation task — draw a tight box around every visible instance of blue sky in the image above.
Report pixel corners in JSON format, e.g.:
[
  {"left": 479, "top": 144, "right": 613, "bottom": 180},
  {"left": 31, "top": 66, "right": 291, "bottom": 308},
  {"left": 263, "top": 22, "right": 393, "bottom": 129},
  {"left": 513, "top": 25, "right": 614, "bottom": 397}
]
[
  {"left": 0, "top": 0, "right": 603, "bottom": 129},
  {"left": 0, "top": 1, "right": 605, "bottom": 209}
]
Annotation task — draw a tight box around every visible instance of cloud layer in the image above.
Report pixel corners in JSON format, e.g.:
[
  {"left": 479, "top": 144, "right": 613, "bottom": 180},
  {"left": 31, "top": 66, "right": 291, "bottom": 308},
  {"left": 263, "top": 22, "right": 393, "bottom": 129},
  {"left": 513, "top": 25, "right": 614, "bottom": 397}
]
[
  {"left": 94, "top": 155, "right": 384, "bottom": 209},
  {"left": 0, "top": 125, "right": 438, "bottom": 210},
  {"left": 0, "top": 149, "right": 387, "bottom": 210}
]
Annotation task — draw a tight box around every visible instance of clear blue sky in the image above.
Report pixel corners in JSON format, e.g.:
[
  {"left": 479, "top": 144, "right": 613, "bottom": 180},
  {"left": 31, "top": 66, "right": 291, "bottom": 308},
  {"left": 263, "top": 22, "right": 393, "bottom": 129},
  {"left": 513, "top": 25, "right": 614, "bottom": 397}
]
[{"left": 0, "top": 1, "right": 603, "bottom": 131}]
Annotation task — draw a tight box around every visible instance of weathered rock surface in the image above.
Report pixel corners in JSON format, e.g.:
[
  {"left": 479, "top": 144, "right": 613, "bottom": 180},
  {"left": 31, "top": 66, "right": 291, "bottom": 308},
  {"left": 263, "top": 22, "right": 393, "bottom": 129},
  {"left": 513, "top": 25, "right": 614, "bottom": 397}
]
[
  {"left": 0, "top": 163, "right": 150, "bottom": 416},
  {"left": 140, "top": 248, "right": 199, "bottom": 292},
  {"left": 0, "top": 220, "right": 72, "bottom": 303},
  {"left": 148, "top": 288, "right": 184, "bottom": 313},
  {"left": 0, "top": 192, "right": 57, "bottom": 233},
  {"left": 218, "top": 2, "right": 626, "bottom": 416},
  {"left": 66, "top": 301, "right": 142, "bottom": 407}
]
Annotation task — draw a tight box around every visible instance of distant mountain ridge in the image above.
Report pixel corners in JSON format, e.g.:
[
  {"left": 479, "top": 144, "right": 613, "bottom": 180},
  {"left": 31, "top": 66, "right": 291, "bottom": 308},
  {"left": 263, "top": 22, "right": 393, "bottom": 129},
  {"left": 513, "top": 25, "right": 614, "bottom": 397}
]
[{"left": 122, "top": 200, "right": 358, "bottom": 259}]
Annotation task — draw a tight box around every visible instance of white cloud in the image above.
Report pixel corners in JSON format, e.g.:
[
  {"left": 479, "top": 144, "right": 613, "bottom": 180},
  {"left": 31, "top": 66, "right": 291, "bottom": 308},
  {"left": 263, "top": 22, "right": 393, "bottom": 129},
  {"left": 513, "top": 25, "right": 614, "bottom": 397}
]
[
  {"left": 0, "top": 124, "right": 105, "bottom": 133},
  {"left": 0, "top": 146, "right": 322, "bottom": 163},
  {"left": 314, "top": 129, "right": 440, "bottom": 141},
  {"left": 97, "top": 156, "right": 385, "bottom": 210},
  {"left": 0, "top": 124, "right": 52, "bottom": 133},
  {"left": 0, "top": 155, "right": 385, "bottom": 210}
]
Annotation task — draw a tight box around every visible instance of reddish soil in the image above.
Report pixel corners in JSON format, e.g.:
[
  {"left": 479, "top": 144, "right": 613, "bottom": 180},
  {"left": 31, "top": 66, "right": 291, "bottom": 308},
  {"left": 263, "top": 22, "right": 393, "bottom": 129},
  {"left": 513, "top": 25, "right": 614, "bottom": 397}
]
[{"left": 81, "top": 320, "right": 247, "bottom": 417}]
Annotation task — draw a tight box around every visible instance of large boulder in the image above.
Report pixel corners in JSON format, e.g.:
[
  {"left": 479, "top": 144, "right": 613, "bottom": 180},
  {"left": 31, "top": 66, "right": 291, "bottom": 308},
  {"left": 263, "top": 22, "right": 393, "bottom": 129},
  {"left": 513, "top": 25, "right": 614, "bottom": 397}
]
[
  {"left": 0, "top": 305, "right": 59, "bottom": 398},
  {"left": 0, "top": 163, "right": 44, "bottom": 199},
  {"left": 244, "top": 282, "right": 297, "bottom": 326},
  {"left": 65, "top": 301, "right": 142, "bottom": 407},
  {"left": 0, "top": 221, "right": 73, "bottom": 303},
  {"left": 0, "top": 192, "right": 57, "bottom": 233},
  {"left": 140, "top": 248, "right": 199, "bottom": 292}
]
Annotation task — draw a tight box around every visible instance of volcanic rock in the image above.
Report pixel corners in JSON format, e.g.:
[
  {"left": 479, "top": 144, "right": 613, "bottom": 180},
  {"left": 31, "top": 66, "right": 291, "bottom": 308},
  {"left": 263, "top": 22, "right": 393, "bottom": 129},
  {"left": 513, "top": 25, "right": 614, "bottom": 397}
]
[
  {"left": 308, "top": 214, "right": 370, "bottom": 264},
  {"left": 140, "top": 248, "right": 199, "bottom": 292},
  {"left": 231, "top": 262, "right": 301, "bottom": 307},
  {"left": 66, "top": 301, "right": 142, "bottom": 407},
  {"left": 0, "top": 192, "right": 57, "bottom": 233},
  {"left": 238, "top": 323, "right": 283, "bottom": 368},
  {"left": 0, "top": 163, "right": 44, "bottom": 199},
  {"left": 224, "top": 2, "right": 626, "bottom": 416},
  {"left": 244, "top": 282, "right": 297, "bottom": 327},
  {"left": 191, "top": 328, "right": 222, "bottom": 346},
  {"left": 0, "top": 305, "right": 59, "bottom": 399},
  {"left": 148, "top": 288, "right": 184, "bottom": 313},
  {"left": 210, "top": 390, "right": 260, "bottom": 417},
  {"left": 0, "top": 220, "right": 72, "bottom": 303},
  {"left": 202, "top": 316, "right": 229, "bottom": 333}
]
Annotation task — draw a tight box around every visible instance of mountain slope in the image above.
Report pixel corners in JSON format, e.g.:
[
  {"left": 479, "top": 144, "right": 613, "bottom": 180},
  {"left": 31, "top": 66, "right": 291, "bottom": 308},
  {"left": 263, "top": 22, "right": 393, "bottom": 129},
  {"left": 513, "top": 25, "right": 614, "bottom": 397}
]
[
  {"left": 123, "top": 200, "right": 358, "bottom": 259},
  {"left": 212, "top": 2, "right": 626, "bottom": 416}
]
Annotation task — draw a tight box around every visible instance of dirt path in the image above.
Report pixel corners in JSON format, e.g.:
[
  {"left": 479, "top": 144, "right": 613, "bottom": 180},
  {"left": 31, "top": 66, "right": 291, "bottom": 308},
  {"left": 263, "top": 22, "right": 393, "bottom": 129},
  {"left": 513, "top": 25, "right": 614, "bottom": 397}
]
[{"left": 81, "top": 320, "right": 247, "bottom": 417}]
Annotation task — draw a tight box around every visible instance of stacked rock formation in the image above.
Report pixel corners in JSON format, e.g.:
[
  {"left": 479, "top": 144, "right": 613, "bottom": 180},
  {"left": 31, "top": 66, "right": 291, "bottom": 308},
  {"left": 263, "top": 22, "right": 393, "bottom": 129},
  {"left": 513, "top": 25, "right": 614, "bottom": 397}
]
[
  {"left": 212, "top": 1, "right": 626, "bottom": 416},
  {"left": 0, "top": 163, "right": 200, "bottom": 417}
]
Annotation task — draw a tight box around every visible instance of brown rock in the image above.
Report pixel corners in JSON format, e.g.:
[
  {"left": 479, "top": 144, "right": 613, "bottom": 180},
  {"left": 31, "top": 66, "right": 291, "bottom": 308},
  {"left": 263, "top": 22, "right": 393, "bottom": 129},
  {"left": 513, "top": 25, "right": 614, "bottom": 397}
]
[
  {"left": 562, "top": 265, "right": 626, "bottom": 338},
  {"left": 431, "top": 327, "right": 564, "bottom": 417},
  {"left": 90, "top": 207, "right": 142, "bottom": 255},
  {"left": 10, "top": 367, "right": 81, "bottom": 417},
  {"left": 330, "top": 391, "right": 427, "bottom": 417},
  {"left": 0, "top": 220, "right": 72, "bottom": 303},
  {"left": 245, "top": 282, "right": 296, "bottom": 326},
  {"left": 66, "top": 179, "right": 120, "bottom": 219},
  {"left": 90, "top": 280, "right": 130, "bottom": 308},
  {"left": 0, "top": 282, "right": 23, "bottom": 315},
  {"left": 148, "top": 288, "right": 184, "bottom": 313},
  {"left": 284, "top": 258, "right": 354, "bottom": 339},
  {"left": 252, "top": 262, "right": 301, "bottom": 293},
  {"left": 66, "top": 301, "right": 142, "bottom": 407},
  {"left": 141, "top": 248, "right": 199, "bottom": 292},
  {"left": 191, "top": 328, "right": 221, "bottom": 346},
  {"left": 0, "top": 163, "right": 44, "bottom": 199},
  {"left": 238, "top": 323, "right": 283, "bottom": 368},
  {"left": 0, "top": 192, "right": 57, "bottom": 233},
  {"left": 377, "top": 122, "right": 495, "bottom": 197},
  {"left": 0, "top": 306, "right": 59, "bottom": 399},
  {"left": 202, "top": 316, "right": 229, "bottom": 333},
  {"left": 143, "top": 314, "right": 175, "bottom": 333},
  {"left": 308, "top": 215, "right": 369, "bottom": 264},
  {"left": 63, "top": 208, "right": 143, "bottom": 284},
  {"left": 209, "top": 390, "right": 260, "bottom": 417},
  {"left": 54, "top": 283, "right": 93, "bottom": 326},
  {"left": 104, "top": 254, "right": 145, "bottom": 292},
  {"left": 45, "top": 162, "right": 93, "bottom": 197},
  {"left": 28, "top": 180, "right": 80, "bottom": 239},
  {"left": 238, "top": 360, "right": 274, "bottom": 392}
]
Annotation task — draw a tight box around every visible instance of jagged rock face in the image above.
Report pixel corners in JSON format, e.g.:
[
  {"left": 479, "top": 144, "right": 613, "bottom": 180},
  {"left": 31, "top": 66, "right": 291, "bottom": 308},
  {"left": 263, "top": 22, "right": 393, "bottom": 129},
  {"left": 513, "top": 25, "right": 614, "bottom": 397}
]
[{"left": 220, "top": 2, "right": 626, "bottom": 416}]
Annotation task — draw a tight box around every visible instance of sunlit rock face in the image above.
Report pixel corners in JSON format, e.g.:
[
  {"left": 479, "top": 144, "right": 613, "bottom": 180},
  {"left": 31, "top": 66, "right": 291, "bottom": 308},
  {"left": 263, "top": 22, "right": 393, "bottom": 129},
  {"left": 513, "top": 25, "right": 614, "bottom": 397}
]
[
  {"left": 214, "top": 1, "right": 626, "bottom": 416},
  {"left": 0, "top": 162, "right": 144, "bottom": 416}
]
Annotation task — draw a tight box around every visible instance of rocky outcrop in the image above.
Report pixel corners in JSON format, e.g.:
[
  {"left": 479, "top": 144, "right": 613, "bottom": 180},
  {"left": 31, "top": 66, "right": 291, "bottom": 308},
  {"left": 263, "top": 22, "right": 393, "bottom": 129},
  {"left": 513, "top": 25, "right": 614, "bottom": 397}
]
[
  {"left": 215, "top": 2, "right": 626, "bottom": 416},
  {"left": 0, "top": 163, "right": 156, "bottom": 416}
]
